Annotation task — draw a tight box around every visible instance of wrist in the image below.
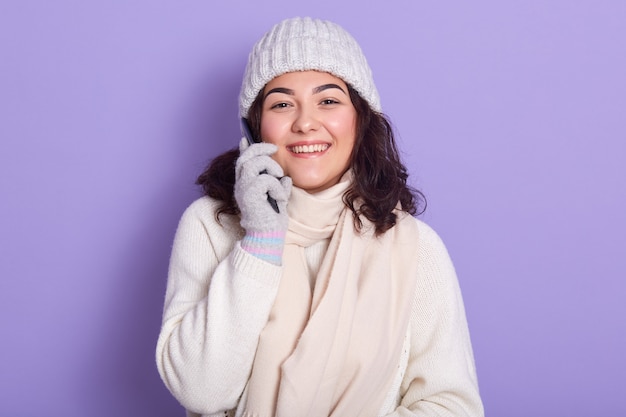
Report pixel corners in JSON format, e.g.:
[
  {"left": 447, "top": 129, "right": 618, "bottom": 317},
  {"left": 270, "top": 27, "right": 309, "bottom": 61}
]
[{"left": 241, "top": 230, "right": 286, "bottom": 265}]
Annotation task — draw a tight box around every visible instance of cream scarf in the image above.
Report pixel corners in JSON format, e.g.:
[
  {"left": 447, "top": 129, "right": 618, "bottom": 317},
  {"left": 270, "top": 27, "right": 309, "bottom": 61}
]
[{"left": 239, "top": 175, "right": 420, "bottom": 417}]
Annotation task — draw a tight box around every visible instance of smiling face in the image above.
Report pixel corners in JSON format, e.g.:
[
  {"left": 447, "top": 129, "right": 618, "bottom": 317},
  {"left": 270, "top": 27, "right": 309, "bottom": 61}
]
[{"left": 260, "top": 71, "right": 357, "bottom": 194}]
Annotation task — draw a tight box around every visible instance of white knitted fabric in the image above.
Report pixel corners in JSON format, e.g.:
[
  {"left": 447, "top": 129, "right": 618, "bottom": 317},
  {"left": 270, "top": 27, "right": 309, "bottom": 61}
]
[
  {"left": 239, "top": 17, "right": 381, "bottom": 118},
  {"left": 156, "top": 196, "right": 484, "bottom": 417}
]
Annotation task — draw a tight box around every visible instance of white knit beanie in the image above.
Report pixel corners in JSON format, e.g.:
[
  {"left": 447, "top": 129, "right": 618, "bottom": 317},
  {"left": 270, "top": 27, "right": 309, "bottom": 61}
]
[{"left": 239, "top": 17, "right": 381, "bottom": 118}]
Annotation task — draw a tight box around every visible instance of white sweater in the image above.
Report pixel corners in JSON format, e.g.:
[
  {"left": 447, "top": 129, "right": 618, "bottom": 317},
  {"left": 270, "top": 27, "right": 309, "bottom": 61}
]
[{"left": 156, "top": 197, "right": 484, "bottom": 417}]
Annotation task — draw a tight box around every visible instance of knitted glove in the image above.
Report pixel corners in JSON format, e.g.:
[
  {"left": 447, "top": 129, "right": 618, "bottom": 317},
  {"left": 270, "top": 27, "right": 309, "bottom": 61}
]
[{"left": 235, "top": 138, "right": 292, "bottom": 265}]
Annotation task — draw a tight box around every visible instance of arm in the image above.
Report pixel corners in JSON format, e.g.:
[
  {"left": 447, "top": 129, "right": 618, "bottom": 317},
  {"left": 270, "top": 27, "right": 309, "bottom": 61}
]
[
  {"left": 384, "top": 221, "right": 484, "bottom": 417},
  {"left": 156, "top": 140, "right": 291, "bottom": 414},
  {"left": 155, "top": 198, "right": 282, "bottom": 413}
]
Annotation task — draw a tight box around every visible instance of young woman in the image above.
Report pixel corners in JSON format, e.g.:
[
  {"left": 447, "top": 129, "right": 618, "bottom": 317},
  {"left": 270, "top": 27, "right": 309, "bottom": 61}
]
[{"left": 156, "top": 17, "right": 484, "bottom": 417}]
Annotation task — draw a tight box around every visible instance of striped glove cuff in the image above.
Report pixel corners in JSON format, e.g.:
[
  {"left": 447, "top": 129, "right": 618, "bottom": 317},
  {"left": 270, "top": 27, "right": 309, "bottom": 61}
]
[{"left": 240, "top": 230, "right": 286, "bottom": 265}]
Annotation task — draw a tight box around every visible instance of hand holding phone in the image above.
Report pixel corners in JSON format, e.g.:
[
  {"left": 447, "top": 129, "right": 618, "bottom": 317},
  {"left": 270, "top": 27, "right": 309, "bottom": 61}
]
[{"left": 240, "top": 118, "right": 280, "bottom": 213}]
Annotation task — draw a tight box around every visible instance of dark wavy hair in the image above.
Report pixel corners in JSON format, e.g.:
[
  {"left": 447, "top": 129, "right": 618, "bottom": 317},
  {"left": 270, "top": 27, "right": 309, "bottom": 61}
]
[{"left": 197, "top": 84, "right": 425, "bottom": 236}]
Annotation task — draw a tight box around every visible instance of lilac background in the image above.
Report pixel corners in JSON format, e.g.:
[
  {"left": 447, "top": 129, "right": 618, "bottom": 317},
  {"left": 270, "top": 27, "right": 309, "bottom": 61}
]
[{"left": 1, "top": 1, "right": 624, "bottom": 416}]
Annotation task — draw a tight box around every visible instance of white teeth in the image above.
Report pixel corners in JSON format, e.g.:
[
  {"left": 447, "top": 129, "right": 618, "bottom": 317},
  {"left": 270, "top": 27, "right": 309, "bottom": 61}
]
[{"left": 291, "top": 144, "right": 329, "bottom": 154}]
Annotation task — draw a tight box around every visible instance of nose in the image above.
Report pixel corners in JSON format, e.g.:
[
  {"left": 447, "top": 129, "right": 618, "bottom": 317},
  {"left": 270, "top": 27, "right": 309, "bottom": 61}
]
[{"left": 291, "top": 105, "right": 320, "bottom": 134}]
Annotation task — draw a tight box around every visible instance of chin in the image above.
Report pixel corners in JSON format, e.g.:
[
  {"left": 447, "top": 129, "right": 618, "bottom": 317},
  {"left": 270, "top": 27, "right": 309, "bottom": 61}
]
[
  {"left": 292, "top": 178, "right": 334, "bottom": 194},
  {"left": 294, "top": 181, "right": 324, "bottom": 192}
]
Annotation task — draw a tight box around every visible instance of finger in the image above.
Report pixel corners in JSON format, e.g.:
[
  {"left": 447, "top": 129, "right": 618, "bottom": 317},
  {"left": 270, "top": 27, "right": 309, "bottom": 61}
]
[
  {"left": 237, "top": 153, "right": 285, "bottom": 182},
  {"left": 235, "top": 143, "right": 278, "bottom": 176},
  {"left": 238, "top": 142, "right": 277, "bottom": 164},
  {"left": 239, "top": 137, "right": 250, "bottom": 152},
  {"left": 279, "top": 176, "right": 293, "bottom": 195},
  {"left": 260, "top": 157, "right": 284, "bottom": 179},
  {"left": 237, "top": 155, "right": 279, "bottom": 182},
  {"left": 265, "top": 176, "right": 291, "bottom": 202}
]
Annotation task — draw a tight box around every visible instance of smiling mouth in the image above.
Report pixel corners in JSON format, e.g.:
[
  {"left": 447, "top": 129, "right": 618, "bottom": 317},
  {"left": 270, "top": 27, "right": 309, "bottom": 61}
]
[{"left": 289, "top": 143, "right": 330, "bottom": 154}]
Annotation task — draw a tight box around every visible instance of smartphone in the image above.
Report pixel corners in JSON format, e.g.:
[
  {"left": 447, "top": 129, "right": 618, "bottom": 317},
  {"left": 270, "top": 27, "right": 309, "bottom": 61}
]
[
  {"left": 240, "top": 118, "right": 280, "bottom": 213},
  {"left": 240, "top": 117, "right": 259, "bottom": 145}
]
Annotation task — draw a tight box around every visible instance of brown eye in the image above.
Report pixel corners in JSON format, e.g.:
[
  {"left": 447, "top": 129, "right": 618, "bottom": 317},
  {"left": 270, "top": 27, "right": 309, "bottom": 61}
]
[{"left": 270, "top": 102, "right": 290, "bottom": 110}]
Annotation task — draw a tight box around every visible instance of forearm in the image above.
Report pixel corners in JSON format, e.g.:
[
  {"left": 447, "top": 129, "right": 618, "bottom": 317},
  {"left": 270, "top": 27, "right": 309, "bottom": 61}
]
[
  {"left": 157, "top": 245, "right": 281, "bottom": 412},
  {"left": 155, "top": 199, "right": 282, "bottom": 414}
]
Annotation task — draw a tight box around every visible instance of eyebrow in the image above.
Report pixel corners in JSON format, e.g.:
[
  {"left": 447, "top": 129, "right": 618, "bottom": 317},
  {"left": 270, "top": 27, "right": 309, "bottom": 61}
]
[
  {"left": 264, "top": 83, "right": 347, "bottom": 100},
  {"left": 264, "top": 87, "right": 294, "bottom": 99},
  {"left": 313, "top": 83, "right": 347, "bottom": 95}
]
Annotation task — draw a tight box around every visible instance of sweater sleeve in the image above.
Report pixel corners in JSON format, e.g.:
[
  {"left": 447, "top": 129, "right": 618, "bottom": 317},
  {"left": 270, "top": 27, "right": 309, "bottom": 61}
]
[
  {"left": 383, "top": 220, "right": 484, "bottom": 417},
  {"left": 155, "top": 198, "right": 282, "bottom": 414}
]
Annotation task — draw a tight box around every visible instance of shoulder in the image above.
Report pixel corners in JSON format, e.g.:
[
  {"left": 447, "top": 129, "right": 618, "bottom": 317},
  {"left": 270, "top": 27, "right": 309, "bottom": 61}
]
[
  {"left": 181, "top": 196, "right": 225, "bottom": 219},
  {"left": 174, "top": 197, "right": 244, "bottom": 248},
  {"left": 180, "top": 197, "right": 239, "bottom": 226},
  {"left": 394, "top": 214, "right": 458, "bottom": 292},
  {"left": 394, "top": 214, "right": 450, "bottom": 259},
  {"left": 414, "top": 217, "right": 450, "bottom": 261}
]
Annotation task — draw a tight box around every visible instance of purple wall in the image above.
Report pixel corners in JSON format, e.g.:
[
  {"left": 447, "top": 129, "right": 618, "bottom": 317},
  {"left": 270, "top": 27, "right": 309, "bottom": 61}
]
[{"left": 1, "top": 1, "right": 624, "bottom": 416}]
